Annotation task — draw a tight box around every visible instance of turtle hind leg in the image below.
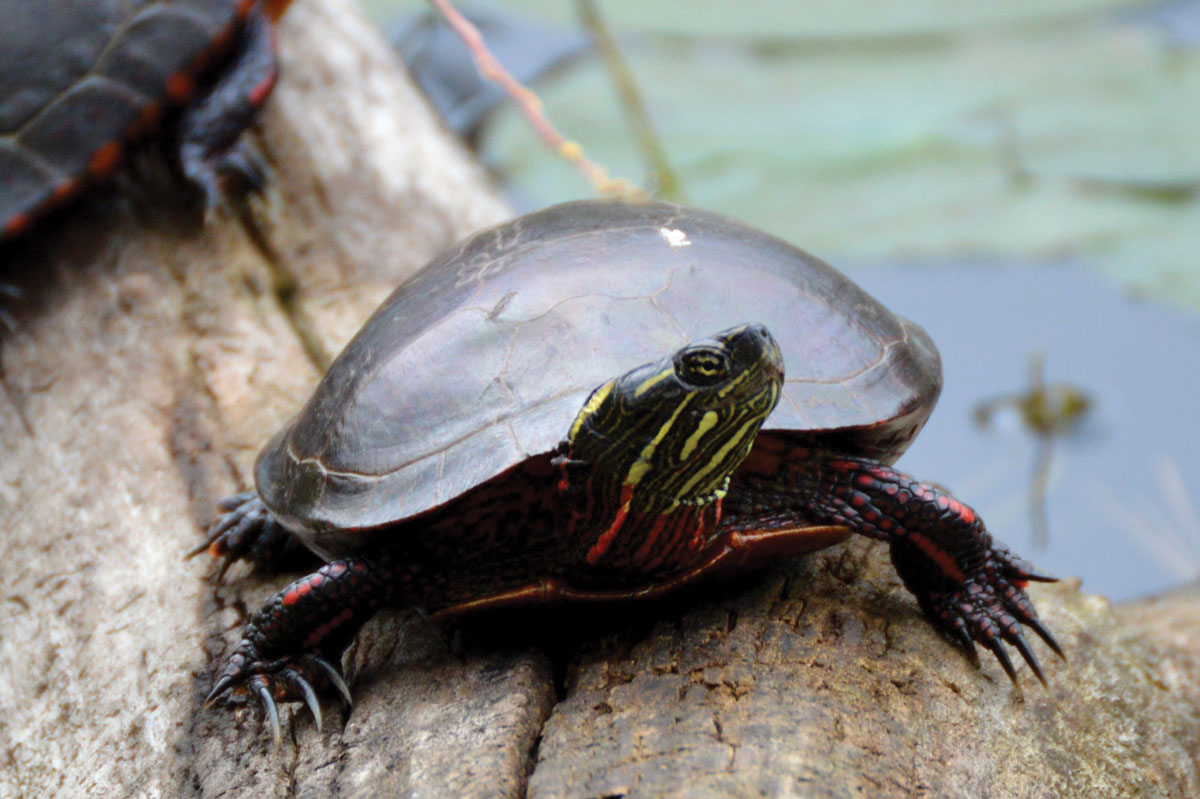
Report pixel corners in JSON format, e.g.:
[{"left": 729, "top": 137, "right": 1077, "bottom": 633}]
[{"left": 176, "top": 5, "right": 278, "bottom": 211}]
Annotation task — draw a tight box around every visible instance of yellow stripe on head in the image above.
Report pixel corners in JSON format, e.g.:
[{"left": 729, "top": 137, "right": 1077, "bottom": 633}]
[
  {"left": 678, "top": 410, "right": 719, "bottom": 461},
  {"left": 633, "top": 367, "right": 675, "bottom": 398},
  {"left": 569, "top": 378, "right": 616, "bottom": 441},
  {"left": 674, "top": 413, "right": 764, "bottom": 499},
  {"left": 624, "top": 392, "right": 695, "bottom": 487}
]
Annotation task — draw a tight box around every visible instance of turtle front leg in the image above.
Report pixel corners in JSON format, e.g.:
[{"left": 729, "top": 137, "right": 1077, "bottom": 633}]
[
  {"left": 190, "top": 491, "right": 312, "bottom": 579},
  {"left": 729, "top": 440, "right": 1064, "bottom": 683},
  {"left": 206, "top": 558, "right": 388, "bottom": 743}
]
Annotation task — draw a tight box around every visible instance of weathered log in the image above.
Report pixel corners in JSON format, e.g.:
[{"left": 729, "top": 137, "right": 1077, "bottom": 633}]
[
  {"left": 2, "top": 1, "right": 1198, "bottom": 797},
  {"left": 528, "top": 545, "right": 1200, "bottom": 799},
  {"left": 0, "top": 1, "right": 540, "bottom": 796}
]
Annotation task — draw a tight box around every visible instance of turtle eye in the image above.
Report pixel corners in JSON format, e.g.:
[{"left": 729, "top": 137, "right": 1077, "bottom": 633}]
[{"left": 677, "top": 347, "right": 731, "bottom": 386}]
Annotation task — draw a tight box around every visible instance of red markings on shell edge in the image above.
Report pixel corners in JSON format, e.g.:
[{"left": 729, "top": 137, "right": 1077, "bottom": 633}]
[
  {"left": 328, "top": 562, "right": 348, "bottom": 578},
  {"left": 3, "top": 213, "right": 30, "bottom": 238},
  {"left": 856, "top": 474, "right": 875, "bottom": 488},
  {"left": 88, "top": 141, "right": 124, "bottom": 180},
  {"left": 194, "top": 23, "right": 236, "bottom": 74},
  {"left": 51, "top": 178, "right": 81, "bottom": 202},
  {"left": 128, "top": 101, "right": 164, "bottom": 140},
  {"left": 166, "top": 72, "right": 197, "bottom": 104}
]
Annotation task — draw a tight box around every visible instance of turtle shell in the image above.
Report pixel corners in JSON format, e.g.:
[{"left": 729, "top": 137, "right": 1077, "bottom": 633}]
[
  {"left": 256, "top": 201, "right": 941, "bottom": 543},
  {"left": 0, "top": 0, "right": 257, "bottom": 238}
]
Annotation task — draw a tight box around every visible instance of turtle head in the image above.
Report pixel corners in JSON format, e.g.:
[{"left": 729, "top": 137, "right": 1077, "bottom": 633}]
[{"left": 561, "top": 324, "right": 783, "bottom": 569}]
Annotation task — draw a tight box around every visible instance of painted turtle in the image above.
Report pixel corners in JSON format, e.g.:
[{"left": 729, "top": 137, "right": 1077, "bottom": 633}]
[
  {"left": 200, "top": 200, "right": 1062, "bottom": 741},
  {"left": 0, "top": 0, "right": 292, "bottom": 241}
]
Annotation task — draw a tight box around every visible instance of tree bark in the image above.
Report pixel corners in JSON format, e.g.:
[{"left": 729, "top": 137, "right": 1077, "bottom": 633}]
[{"left": 1, "top": 2, "right": 1198, "bottom": 797}]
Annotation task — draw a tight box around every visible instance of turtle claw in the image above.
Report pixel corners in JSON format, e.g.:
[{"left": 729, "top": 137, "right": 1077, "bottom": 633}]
[
  {"left": 1023, "top": 571, "right": 1058, "bottom": 583},
  {"left": 1025, "top": 616, "right": 1066, "bottom": 660},
  {"left": 252, "top": 678, "right": 283, "bottom": 746},
  {"left": 944, "top": 616, "right": 980, "bottom": 667},
  {"left": 205, "top": 640, "right": 351, "bottom": 741},
  {"left": 983, "top": 637, "right": 1018, "bottom": 684},
  {"left": 202, "top": 673, "right": 236, "bottom": 711},
  {"left": 303, "top": 654, "right": 353, "bottom": 708},
  {"left": 916, "top": 543, "right": 1062, "bottom": 686},
  {"left": 218, "top": 490, "right": 258, "bottom": 511},
  {"left": 287, "top": 672, "right": 323, "bottom": 733},
  {"left": 1009, "top": 631, "right": 1047, "bottom": 687}
]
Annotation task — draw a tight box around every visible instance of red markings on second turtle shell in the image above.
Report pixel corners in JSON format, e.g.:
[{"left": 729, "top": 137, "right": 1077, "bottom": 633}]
[
  {"left": 88, "top": 141, "right": 123, "bottom": 179},
  {"left": 3, "top": 213, "right": 31, "bottom": 238},
  {"left": 166, "top": 72, "right": 197, "bottom": 104}
]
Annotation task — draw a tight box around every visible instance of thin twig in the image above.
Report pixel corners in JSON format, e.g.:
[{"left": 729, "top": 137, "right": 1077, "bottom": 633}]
[
  {"left": 428, "top": 0, "right": 642, "bottom": 199},
  {"left": 575, "top": 0, "right": 685, "bottom": 202}
]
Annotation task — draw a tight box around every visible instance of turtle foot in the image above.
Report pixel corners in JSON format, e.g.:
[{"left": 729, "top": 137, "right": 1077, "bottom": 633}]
[
  {"left": 206, "top": 642, "right": 352, "bottom": 745},
  {"left": 898, "top": 540, "right": 1064, "bottom": 685},
  {"left": 204, "top": 558, "right": 382, "bottom": 741},
  {"left": 191, "top": 491, "right": 303, "bottom": 578}
]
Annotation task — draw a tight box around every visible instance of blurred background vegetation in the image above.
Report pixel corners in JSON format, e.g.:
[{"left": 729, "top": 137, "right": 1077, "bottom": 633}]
[{"left": 363, "top": 0, "right": 1199, "bottom": 600}]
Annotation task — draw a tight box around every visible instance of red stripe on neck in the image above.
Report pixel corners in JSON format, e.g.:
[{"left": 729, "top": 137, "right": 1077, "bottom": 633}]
[{"left": 587, "top": 483, "right": 635, "bottom": 565}]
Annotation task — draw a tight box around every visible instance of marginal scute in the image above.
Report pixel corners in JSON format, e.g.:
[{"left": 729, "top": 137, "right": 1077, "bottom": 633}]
[{"left": 258, "top": 201, "right": 942, "bottom": 545}]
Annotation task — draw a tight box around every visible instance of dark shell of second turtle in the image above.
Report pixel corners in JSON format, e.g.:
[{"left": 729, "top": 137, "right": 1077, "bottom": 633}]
[{"left": 0, "top": 0, "right": 268, "bottom": 238}]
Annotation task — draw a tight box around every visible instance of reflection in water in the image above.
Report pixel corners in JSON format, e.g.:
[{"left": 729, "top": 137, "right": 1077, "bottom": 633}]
[
  {"left": 850, "top": 261, "right": 1200, "bottom": 601},
  {"left": 974, "top": 352, "right": 1092, "bottom": 550}
]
